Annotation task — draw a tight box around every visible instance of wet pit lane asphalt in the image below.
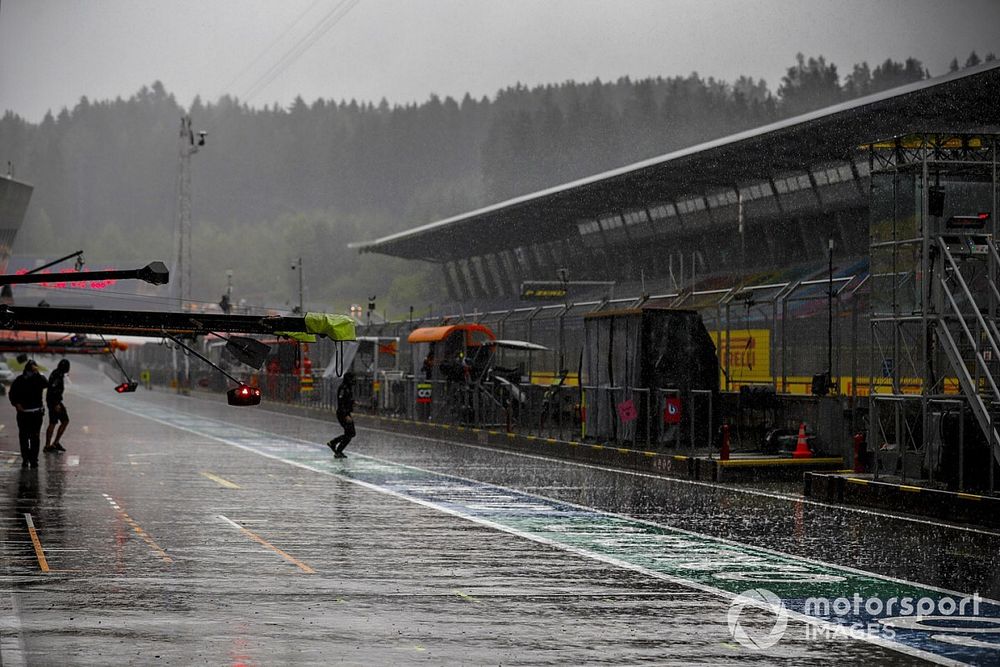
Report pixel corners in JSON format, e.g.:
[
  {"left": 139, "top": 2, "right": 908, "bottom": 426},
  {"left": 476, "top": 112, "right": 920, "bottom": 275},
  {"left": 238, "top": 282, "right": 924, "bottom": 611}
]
[{"left": 0, "top": 377, "right": 998, "bottom": 665}]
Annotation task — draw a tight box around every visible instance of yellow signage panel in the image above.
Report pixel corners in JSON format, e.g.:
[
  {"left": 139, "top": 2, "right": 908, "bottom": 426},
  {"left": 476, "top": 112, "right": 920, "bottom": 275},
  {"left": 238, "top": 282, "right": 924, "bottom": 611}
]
[{"left": 710, "top": 329, "right": 771, "bottom": 384}]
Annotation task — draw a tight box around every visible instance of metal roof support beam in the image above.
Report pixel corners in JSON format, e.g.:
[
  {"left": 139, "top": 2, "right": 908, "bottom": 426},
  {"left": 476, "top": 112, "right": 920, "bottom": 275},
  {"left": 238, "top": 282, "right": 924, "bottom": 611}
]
[
  {"left": 734, "top": 183, "right": 776, "bottom": 269},
  {"left": 512, "top": 246, "right": 532, "bottom": 280},
  {"left": 458, "top": 259, "right": 484, "bottom": 301},
  {"left": 525, "top": 245, "right": 544, "bottom": 277},
  {"left": 484, "top": 253, "right": 506, "bottom": 298},
  {"left": 849, "top": 159, "right": 868, "bottom": 199},
  {"left": 559, "top": 237, "right": 581, "bottom": 278},
  {"left": 806, "top": 170, "right": 827, "bottom": 212},
  {"left": 766, "top": 177, "right": 792, "bottom": 264},
  {"left": 453, "top": 260, "right": 476, "bottom": 302},
  {"left": 469, "top": 256, "right": 493, "bottom": 299},
  {"left": 697, "top": 196, "right": 717, "bottom": 274},
  {"left": 835, "top": 210, "right": 851, "bottom": 255},
  {"left": 614, "top": 212, "right": 639, "bottom": 281},
  {"left": 767, "top": 177, "right": 788, "bottom": 217},
  {"left": 442, "top": 262, "right": 460, "bottom": 302},
  {"left": 794, "top": 216, "right": 812, "bottom": 259},
  {"left": 665, "top": 199, "right": 691, "bottom": 288},
  {"left": 543, "top": 241, "right": 562, "bottom": 273},
  {"left": 498, "top": 249, "right": 521, "bottom": 295},
  {"left": 532, "top": 243, "right": 552, "bottom": 279},
  {"left": 588, "top": 217, "right": 618, "bottom": 279},
  {"left": 565, "top": 234, "right": 602, "bottom": 283}
]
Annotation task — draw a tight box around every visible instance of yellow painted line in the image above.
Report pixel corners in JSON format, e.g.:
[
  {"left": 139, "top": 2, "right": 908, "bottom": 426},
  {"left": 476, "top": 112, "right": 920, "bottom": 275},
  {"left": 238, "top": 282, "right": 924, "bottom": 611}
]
[
  {"left": 958, "top": 493, "right": 983, "bottom": 501},
  {"left": 673, "top": 455, "right": 689, "bottom": 461},
  {"left": 23, "top": 513, "right": 49, "bottom": 573},
  {"left": 847, "top": 478, "right": 869, "bottom": 485},
  {"left": 717, "top": 457, "right": 843, "bottom": 468},
  {"left": 591, "top": 444, "right": 605, "bottom": 451},
  {"left": 899, "top": 485, "right": 922, "bottom": 493},
  {"left": 488, "top": 430, "right": 501, "bottom": 436},
  {"left": 440, "top": 424, "right": 451, "bottom": 430},
  {"left": 525, "top": 435, "right": 538, "bottom": 441},
  {"left": 200, "top": 471, "right": 241, "bottom": 489},
  {"left": 506, "top": 433, "right": 516, "bottom": 439},
  {"left": 452, "top": 589, "right": 477, "bottom": 603},
  {"left": 617, "top": 448, "right": 631, "bottom": 455},
  {"left": 455, "top": 426, "right": 465, "bottom": 432},
  {"left": 642, "top": 451, "right": 657, "bottom": 457},
  {"left": 218, "top": 515, "right": 315, "bottom": 574},
  {"left": 103, "top": 494, "right": 173, "bottom": 564},
  {"left": 568, "top": 441, "right": 580, "bottom": 447}
]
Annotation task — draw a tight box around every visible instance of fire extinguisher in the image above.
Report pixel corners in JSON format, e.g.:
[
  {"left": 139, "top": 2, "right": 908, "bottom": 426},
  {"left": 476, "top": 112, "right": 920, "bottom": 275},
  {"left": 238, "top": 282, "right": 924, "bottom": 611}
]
[{"left": 852, "top": 431, "right": 866, "bottom": 473}]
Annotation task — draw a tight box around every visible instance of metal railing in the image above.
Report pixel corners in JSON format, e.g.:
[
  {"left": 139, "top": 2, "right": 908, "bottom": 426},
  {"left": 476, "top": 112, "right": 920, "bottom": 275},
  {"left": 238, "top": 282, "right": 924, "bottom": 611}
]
[{"left": 149, "top": 367, "right": 721, "bottom": 452}]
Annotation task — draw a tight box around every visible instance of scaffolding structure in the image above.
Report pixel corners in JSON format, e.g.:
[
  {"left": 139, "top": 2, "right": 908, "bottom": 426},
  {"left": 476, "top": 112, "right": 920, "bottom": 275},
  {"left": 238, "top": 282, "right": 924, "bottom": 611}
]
[{"left": 867, "top": 133, "right": 999, "bottom": 491}]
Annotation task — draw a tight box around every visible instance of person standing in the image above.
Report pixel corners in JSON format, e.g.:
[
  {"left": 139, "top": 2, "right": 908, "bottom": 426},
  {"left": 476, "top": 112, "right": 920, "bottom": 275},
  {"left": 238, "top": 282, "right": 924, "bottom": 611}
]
[
  {"left": 327, "top": 372, "right": 356, "bottom": 459},
  {"left": 9, "top": 360, "right": 48, "bottom": 468},
  {"left": 44, "top": 359, "right": 70, "bottom": 453}
]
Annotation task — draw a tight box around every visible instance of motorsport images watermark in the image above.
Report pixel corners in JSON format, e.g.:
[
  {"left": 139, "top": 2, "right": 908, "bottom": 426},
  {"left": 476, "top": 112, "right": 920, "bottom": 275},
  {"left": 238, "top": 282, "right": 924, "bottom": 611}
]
[{"left": 726, "top": 588, "right": 984, "bottom": 649}]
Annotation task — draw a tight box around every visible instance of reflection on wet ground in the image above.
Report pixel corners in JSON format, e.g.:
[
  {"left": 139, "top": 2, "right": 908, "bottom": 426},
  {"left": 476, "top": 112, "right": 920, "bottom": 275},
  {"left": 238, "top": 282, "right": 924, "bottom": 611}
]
[{"left": 0, "top": 376, "right": 992, "bottom": 664}]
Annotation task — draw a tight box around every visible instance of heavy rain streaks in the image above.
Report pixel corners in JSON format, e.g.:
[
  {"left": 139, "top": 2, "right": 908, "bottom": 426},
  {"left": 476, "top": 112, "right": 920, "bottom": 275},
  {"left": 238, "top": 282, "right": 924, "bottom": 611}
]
[
  {"left": 0, "top": 377, "right": 931, "bottom": 664},
  {"left": 4, "top": 3, "right": 1000, "bottom": 665},
  {"left": 0, "top": 370, "right": 994, "bottom": 663}
]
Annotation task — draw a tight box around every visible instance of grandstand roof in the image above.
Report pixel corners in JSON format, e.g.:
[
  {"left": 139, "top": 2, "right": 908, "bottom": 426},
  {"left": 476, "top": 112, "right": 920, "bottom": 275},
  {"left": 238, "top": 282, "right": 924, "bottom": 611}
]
[{"left": 353, "top": 61, "right": 1000, "bottom": 262}]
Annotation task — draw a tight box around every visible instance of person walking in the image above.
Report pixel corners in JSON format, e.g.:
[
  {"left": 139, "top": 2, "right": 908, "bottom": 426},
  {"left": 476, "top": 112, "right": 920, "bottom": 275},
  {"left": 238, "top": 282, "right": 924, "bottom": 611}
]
[
  {"left": 44, "top": 359, "right": 70, "bottom": 453},
  {"left": 9, "top": 360, "right": 48, "bottom": 468},
  {"left": 327, "top": 372, "right": 356, "bottom": 459}
]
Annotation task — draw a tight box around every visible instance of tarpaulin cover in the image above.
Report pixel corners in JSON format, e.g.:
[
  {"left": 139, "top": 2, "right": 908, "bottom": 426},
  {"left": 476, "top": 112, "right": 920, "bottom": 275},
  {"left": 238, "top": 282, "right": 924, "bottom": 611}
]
[
  {"left": 582, "top": 307, "right": 718, "bottom": 445},
  {"left": 305, "top": 313, "right": 356, "bottom": 341},
  {"left": 277, "top": 313, "right": 356, "bottom": 342}
]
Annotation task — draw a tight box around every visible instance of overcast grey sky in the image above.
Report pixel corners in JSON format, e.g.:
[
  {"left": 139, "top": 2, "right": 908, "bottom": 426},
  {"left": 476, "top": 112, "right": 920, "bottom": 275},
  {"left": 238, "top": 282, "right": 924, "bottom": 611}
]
[{"left": 1, "top": 0, "right": 998, "bottom": 122}]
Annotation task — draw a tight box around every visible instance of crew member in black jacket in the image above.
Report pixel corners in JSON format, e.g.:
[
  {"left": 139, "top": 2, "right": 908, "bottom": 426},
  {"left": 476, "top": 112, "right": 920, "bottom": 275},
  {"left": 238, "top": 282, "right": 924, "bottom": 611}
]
[
  {"left": 9, "top": 360, "right": 48, "bottom": 468},
  {"left": 327, "top": 372, "right": 356, "bottom": 459},
  {"left": 45, "top": 359, "right": 70, "bottom": 453}
]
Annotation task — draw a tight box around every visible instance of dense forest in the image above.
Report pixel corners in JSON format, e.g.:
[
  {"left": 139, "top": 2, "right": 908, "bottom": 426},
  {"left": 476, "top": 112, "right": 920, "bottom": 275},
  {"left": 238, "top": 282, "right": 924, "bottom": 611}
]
[{"left": 0, "top": 51, "right": 992, "bottom": 314}]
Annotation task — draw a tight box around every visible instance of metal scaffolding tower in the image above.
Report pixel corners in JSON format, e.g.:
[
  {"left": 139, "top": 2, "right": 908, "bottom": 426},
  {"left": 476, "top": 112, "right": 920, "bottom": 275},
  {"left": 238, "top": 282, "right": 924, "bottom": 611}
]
[{"left": 867, "top": 133, "right": 999, "bottom": 492}]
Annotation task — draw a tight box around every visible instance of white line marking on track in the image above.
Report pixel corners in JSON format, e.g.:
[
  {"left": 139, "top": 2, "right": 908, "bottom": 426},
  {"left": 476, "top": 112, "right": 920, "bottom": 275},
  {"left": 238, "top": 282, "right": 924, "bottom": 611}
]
[
  {"left": 206, "top": 397, "right": 1000, "bottom": 539},
  {"left": 88, "top": 395, "right": 992, "bottom": 665},
  {"left": 95, "top": 393, "right": 1000, "bottom": 605}
]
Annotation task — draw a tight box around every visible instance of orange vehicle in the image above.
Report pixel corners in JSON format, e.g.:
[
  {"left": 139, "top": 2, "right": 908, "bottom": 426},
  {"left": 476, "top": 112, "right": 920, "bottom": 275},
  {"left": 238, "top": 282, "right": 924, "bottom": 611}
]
[
  {"left": 407, "top": 323, "right": 547, "bottom": 382},
  {"left": 408, "top": 324, "right": 496, "bottom": 382}
]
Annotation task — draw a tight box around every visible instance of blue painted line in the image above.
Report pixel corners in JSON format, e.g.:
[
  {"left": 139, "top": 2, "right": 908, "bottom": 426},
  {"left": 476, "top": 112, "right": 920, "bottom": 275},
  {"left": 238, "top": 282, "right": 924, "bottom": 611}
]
[{"left": 96, "top": 396, "right": 1000, "bottom": 665}]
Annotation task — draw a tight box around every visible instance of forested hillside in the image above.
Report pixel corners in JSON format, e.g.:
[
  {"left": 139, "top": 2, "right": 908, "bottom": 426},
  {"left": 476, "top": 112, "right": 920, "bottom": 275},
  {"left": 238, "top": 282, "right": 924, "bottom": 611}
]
[{"left": 0, "top": 52, "right": 989, "bottom": 313}]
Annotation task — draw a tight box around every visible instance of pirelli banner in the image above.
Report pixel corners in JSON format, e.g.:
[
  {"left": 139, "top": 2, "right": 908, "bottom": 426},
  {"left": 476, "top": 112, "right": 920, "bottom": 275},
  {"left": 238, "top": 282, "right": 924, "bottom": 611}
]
[
  {"left": 520, "top": 282, "right": 568, "bottom": 300},
  {"left": 709, "top": 329, "right": 771, "bottom": 385}
]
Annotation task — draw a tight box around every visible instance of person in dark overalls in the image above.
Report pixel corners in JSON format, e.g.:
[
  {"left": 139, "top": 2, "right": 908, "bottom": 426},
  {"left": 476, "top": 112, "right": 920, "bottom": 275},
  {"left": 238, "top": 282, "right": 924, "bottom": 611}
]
[
  {"left": 9, "top": 360, "right": 48, "bottom": 468},
  {"left": 327, "top": 372, "right": 355, "bottom": 459},
  {"left": 45, "top": 359, "right": 70, "bottom": 453}
]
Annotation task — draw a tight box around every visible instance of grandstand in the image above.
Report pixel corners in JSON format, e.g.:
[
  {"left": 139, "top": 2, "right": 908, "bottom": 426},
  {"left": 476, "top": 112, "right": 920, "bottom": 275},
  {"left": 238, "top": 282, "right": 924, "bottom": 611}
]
[
  {"left": 351, "top": 61, "right": 1000, "bottom": 394},
  {"left": 354, "top": 61, "right": 1000, "bottom": 304},
  {"left": 0, "top": 175, "right": 31, "bottom": 276}
]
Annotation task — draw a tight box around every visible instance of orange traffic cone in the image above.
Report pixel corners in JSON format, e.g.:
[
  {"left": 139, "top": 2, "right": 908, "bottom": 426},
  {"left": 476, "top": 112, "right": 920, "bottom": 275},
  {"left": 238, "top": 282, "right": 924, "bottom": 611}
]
[{"left": 792, "top": 422, "right": 812, "bottom": 459}]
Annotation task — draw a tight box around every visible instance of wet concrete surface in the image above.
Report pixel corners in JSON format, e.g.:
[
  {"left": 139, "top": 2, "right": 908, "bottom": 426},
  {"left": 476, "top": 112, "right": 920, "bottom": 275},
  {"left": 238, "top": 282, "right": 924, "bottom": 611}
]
[{"left": 0, "top": 371, "right": 994, "bottom": 664}]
